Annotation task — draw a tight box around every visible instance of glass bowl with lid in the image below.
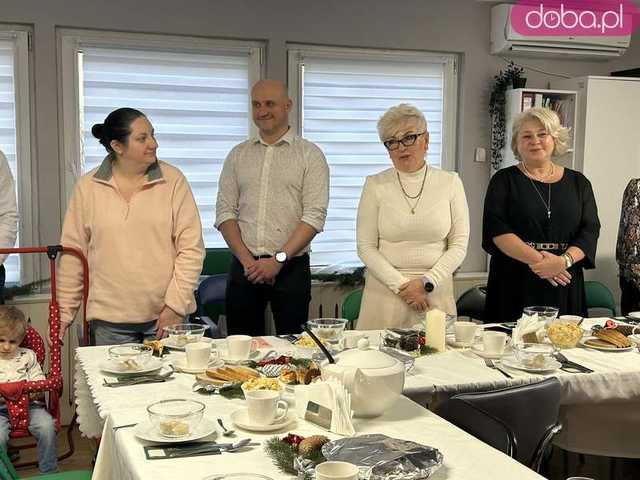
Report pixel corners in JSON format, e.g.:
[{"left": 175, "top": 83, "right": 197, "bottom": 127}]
[
  {"left": 107, "top": 343, "right": 153, "bottom": 371},
  {"left": 163, "top": 323, "right": 208, "bottom": 347}
]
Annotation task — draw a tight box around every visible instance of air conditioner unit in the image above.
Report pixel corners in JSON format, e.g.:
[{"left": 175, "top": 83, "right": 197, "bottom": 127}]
[{"left": 490, "top": 4, "right": 630, "bottom": 59}]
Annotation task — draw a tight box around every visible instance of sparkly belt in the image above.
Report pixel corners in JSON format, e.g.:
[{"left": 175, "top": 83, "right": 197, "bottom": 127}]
[{"left": 526, "top": 242, "right": 568, "bottom": 251}]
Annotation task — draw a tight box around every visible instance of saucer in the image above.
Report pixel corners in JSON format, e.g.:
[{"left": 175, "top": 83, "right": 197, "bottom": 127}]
[
  {"left": 134, "top": 417, "right": 216, "bottom": 443},
  {"left": 173, "top": 357, "right": 224, "bottom": 374},
  {"left": 222, "top": 350, "right": 260, "bottom": 364},
  {"left": 501, "top": 355, "right": 561, "bottom": 373},
  {"left": 99, "top": 357, "right": 164, "bottom": 376},
  {"left": 161, "top": 336, "right": 213, "bottom": 351},
  {"left": 471, "top": 344, "right": 511, "bottom": 359},
  {"left": 230, "top": 408, "right": 296, "bottom": 432},
  {"left": 445, "top": 334, "right": 474, "bottom": 349}
]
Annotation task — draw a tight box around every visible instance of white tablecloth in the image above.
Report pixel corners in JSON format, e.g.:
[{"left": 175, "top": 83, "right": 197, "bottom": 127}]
[{"left": 75, "top": 346, "right": 544, "bottom": 480}]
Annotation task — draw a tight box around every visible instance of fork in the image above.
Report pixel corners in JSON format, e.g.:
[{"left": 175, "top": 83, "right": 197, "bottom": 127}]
[{"left": 484, "top": 358, "right": 513, "bottom": 379}]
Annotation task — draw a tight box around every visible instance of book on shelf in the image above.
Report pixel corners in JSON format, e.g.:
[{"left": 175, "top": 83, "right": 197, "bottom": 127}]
[
  {"left": 534, "top": 93, "right": 543, "bottom": 107},
  {"left": 521, "top": 93, "right": 534, "bottom": 111}
]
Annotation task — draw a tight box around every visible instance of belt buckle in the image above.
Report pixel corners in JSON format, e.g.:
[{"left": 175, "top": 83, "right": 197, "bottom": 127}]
[{"left": 542, "top": 243, "right": 554, "bottom": 250}]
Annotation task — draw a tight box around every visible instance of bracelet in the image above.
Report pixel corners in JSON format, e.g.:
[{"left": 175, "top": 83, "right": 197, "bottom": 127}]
[
  {"left": 561, "top": 253, "right": 574, "bottom": 269},
  {"left": 565, "top": 250, "right": 575, "bottom": 264}
]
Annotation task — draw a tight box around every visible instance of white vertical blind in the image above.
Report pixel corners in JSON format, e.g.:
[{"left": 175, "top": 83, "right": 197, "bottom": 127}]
[
  {"left": 291, "top": 50, "right": 454, "bottom": 266},
  {"left": 80, "top": 46, "right": 256, "bottom": 247},
  {"left": 0, "top": 39, "right": 20, "bottom": 283}
]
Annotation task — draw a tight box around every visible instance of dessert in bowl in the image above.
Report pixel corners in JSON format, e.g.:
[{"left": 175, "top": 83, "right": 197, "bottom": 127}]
[
  {"left": 513, "top": 342, "right": 555, "bottom": 369},
  {"left": 108, "top": 343, "right": 153, "bottom": 371},
  {"left": 147, "top": 398, "right": 205, "bottom": 438},
  {"left": 547, "top": 321, "right": 584, "bottom": 349},
  {"left": 164, "top": 323, "right": 208, "bottom": 347}
]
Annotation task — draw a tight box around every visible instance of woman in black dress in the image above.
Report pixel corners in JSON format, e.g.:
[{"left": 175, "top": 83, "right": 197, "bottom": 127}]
[{"left": 483, "top": 107, "right": 600, "bottom": 323}]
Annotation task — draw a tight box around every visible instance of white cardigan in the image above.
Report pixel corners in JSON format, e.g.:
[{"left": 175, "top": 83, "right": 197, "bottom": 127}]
[{"left": 356, "top": 164, "right": 469, "bottom": 329}]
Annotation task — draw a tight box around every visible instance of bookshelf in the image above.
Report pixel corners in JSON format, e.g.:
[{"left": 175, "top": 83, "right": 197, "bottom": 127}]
[{"left": 500, "top": 88, "right": 578, "bottom": 170}]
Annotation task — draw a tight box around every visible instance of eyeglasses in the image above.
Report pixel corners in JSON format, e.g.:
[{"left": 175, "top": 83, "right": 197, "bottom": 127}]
[{"left": 383, "top": 131, "right": 427, "bottom": 151}]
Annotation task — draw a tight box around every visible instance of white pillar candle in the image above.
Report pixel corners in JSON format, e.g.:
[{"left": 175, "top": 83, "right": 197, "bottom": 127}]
[{"left": 424, "top": 308, "right": 446, "bottom": 352}]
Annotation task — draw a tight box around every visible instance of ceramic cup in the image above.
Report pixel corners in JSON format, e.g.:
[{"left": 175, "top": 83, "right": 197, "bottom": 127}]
[
  {"left": 315, "top": 461, "right": 360, "bottom": 480},
  {"left": 227, "top": 335, "right": 252, "bottom": 360},
  {"left": 185, "top": 342, "right": 217, "bottom": 370},
  {"left": 343, "top": 331, "right": 365, "bottom": 349},
  {"left": 244, "top": 390, "right": 288, "bottom": 426},
  {"left": 483, "top": 331, "right": 508, "bottom": 356},
  {"left": 454, "top": 321, "right": 479, "bottom": 346}
]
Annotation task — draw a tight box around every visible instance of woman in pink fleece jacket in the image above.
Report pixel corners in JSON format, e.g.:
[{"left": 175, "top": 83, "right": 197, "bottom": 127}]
[{"left": 57, "top": 108, "right": 205, "bottom": 345}]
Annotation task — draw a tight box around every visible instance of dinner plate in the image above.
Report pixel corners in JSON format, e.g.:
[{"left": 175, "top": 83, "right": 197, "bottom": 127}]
[
  {"left": 501, "top": 355, "right": 561, "bottom": 373},
  {"left": 173, "top": 357, "right": 224, "bottom": 374},
  {"left": 471, "top": 343, "right": 512, "bottom": 359},
  {"left": 161, "top": 336, "right": 213, "bottom": 351},
  {"left": 99, "top": 357, "right": 164, "bottom": 376},
  {"left": 230, "top": 408, "right": 296, "bottom": 432},
  {"left": 579, "top": 336, "right": 636, "bottom": 352},
  {"left": 134, "top": 417, "right": 217, "bottom": 443}
]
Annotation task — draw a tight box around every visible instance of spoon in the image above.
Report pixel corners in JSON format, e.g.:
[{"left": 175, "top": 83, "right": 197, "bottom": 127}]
[
  {"left": 225, "top": 438, "right": 253, "bottom": 452},
  {"left": 217, "top": 418, "right": 235, "bottom": 436}
]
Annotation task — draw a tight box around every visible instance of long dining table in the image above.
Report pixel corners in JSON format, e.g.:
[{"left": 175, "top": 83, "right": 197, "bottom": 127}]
[{"left": 74, "top": 341, "right": 547, "bottom": 480}]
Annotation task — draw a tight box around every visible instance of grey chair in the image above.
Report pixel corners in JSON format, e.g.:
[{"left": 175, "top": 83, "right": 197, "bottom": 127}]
[{"left": 439, "top": 378, "right": 562, "bottom": 473}]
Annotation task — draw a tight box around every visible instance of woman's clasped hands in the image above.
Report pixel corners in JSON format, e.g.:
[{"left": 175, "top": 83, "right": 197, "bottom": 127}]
[
  {"left": 398, "top": 279, "right": 430, "bottom": 313},
  {"left": 529, "top": 251, "right": 572, "bottom": 287}
]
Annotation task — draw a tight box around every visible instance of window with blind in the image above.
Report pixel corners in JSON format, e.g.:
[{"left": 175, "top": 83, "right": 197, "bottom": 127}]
[
  {"left": 0, "top": 31, "right": 32, "bottom": 284},
  {"left": 60, "top": 31, "right": 263, "bottom": 248},
  {"left": 288, "top": 47, "right": 458, "bottom": 266}
]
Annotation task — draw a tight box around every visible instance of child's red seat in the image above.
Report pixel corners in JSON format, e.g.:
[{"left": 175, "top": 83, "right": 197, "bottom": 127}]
[{"left": 0, "top": 245, "right": 88, "bottom": 467}]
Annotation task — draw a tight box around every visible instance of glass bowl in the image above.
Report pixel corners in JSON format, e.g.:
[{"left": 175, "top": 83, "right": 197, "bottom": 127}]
[
  {"left": 547, "top": 320, "right": 584, "bottom": 349},
  {"left": 513, "top": 343, "right": 555, "bottom": 369},
  {"left": 307, "top": 318, "right": 347, "bottom": 349},
  {"left": 147, "top": 399, "right": 205, "bottom": 438},
  {"left": 164, "top": 323, "right": 208, "bottom": 347},
  {"left": 523, "top": 306, "right": 559, "bottom": 324},
  {"left": 107, "top": 343, "right": 153, "bottom": 371}
]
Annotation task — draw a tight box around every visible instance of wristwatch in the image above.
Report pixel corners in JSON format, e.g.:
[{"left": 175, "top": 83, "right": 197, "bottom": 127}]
[
  {"left": 422, "top": 276, "right": 435, "bottom": 293},
  {"left": 274, "top": 251, "right": 288, "bottom": 263}
]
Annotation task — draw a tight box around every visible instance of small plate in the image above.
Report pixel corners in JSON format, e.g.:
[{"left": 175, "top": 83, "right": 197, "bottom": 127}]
[
  {"left": 173, "top": 357, "right": 224, "bottom": 374},
  {"left": 627, "top": 311, "right": 640, "bottom": 320},
  {"left": 580, "top": 336, "right": 636, "bottom": 352},
  {"left": 230, "top": 408, "right": 296, "bottom": 432},
  {"left": 471, "top": 344, "right": 512, "bottom": 359},
  {"left": 99, "top": 357, "right": 164, "bottom": 376},
  {"left": 161, "top": 336, "right": 213, "bottom": 351},
  {"left": 502, "top": 355, "right": 561, "bottom": 373},
  {"left": 134, "top": 417, "right": 217, "bottom": 443},
  {"left": 445, "top": 334, "right": 474, "bottom": 349}
]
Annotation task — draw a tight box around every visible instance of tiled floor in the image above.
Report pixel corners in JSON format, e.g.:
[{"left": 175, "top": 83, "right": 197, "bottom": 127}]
[{"left": 13, "top": 424, "right": 95, "bottom": 476}]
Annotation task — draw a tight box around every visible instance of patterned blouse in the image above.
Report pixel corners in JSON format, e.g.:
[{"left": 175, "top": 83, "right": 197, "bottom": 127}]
[{"left": 616, "top": 179, "right": 640, "bottom": 288}]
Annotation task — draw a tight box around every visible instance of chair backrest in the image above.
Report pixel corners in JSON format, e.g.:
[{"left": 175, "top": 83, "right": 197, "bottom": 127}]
[
  {"left": 197, "top": 274, "right": 227, "bottom": 321},
  {"left": 584, "top": 280, "right": 616, "bottom": 315},
  {"left": 202, "top": 248, "right": 233, "bottom": 276},
  {"left": 341, "top": 289, "right": 363, "bottom": 327},
  {"left": 0, "top": 447, "right": 19, "bottom": 480},
  {"left": 455, "top": 285, "right": 487, "bottom": 322},
  {"left": 440, "top": 378, "right": 561, "bottom": 471}
]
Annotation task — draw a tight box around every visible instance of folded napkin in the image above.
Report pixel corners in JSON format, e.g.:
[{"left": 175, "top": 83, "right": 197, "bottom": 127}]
[
  {"left": 512, "top": 313, "right": 546, "bottom": 345},
  {"left": 295, "top": 379, "right": 355, "bottom": 436}
]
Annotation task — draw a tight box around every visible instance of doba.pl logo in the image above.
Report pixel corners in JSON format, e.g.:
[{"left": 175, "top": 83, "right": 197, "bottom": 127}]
[{"left": 511, "top": 0, "right": 639, "bottom": 36}]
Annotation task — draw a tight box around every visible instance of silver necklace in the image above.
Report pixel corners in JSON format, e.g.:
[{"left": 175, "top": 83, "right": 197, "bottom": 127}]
[
  {"left": 521, "top": 163, "right": 554, "bottom": 219},
  {"left": 396, "top": 165, "right": 428, "bottom": 214}
]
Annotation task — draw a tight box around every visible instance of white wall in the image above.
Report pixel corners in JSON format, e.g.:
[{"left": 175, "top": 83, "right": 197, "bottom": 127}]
[{"left": 0, "top": 0, "right": 637, "bottom": 274}]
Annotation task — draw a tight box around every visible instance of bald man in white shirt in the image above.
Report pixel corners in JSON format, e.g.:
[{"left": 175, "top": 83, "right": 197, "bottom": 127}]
[{"left": 216, "top": 80, "right": 329, "bottom": 335}]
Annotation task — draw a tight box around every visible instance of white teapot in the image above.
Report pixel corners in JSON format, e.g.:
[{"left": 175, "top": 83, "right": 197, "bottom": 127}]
[{"left": 321, "top": 338, "right": 405, "bottom": 417}]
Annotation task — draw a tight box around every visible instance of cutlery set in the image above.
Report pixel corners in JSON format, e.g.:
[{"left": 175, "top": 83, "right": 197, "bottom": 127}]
[
  {"left": 103, "top": 365, "right": 176, "bottom": 387},
  {"left": 144, "top": 438, "right": 258, "bottom": 460}
]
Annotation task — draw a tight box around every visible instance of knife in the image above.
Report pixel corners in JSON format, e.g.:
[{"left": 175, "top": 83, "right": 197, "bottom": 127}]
[{"left": 554, "top": 352, "right": 593, "bottom": 373}]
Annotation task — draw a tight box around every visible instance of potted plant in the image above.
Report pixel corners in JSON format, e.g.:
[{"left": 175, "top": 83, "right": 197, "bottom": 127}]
[{"left": 489, "top": 61, "right": 526, "bottom": 170}]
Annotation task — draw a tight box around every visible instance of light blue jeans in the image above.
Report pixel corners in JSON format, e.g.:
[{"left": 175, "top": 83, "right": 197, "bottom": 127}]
[
  {"left": 0, "top": 404, "right": 57, "bottom": 473},
  {"left": 90, "top": 319, "right": 158, "bottom": 346}
]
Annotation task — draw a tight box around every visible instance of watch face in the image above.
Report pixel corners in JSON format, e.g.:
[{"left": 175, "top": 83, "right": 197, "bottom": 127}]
[
  {"left": 275, "top": 251, "right": 287, "bottom": 263},
  {"left": 424, "top": 282, "right": 434, "bottom": 293}
]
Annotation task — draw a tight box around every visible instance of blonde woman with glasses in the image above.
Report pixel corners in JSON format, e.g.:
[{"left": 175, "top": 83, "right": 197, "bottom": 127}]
[
  {"left": 483, "top": 107, "right": 600, "bottom": 323},
  {"left": 355, "top": 104, "right": 470, "bottom": 330}
]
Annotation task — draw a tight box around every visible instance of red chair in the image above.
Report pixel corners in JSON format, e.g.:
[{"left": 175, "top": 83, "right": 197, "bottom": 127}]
[{"left": 0, "top": 245, "right": 88, "bottom": 469}]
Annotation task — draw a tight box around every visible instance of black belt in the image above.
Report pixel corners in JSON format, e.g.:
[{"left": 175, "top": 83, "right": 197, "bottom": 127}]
[{"left": 526, "top": 242, "right": 568, "bottom": 251}]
